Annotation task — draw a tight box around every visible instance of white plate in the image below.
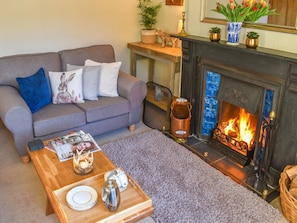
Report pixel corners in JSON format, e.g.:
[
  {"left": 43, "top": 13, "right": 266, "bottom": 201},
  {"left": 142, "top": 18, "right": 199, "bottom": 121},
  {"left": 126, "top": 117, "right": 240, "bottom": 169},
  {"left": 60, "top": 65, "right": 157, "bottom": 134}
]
[{"left": 66, "top": 185, "right": 98, "bottom": 211}]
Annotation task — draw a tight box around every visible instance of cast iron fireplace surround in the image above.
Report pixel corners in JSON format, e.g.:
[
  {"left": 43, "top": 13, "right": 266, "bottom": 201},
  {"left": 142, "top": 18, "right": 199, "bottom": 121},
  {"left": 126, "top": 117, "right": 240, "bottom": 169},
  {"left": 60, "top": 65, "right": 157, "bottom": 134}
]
[{"left": 175, "top": 35, "right": 297, "bottom": 185}]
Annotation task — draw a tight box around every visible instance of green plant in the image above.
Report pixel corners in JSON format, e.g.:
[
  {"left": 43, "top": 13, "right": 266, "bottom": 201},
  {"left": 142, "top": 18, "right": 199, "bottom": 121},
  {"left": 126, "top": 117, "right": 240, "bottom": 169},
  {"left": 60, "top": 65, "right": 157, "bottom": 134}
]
[
  {"left": 246, "top": 31, "right": 259, "bottom": 39},
  {"left": 209, "top": 27, "right": 221, "bottom": 33},
  {"left": 138, "top": 0, "right": 162, "bottom": 30}
]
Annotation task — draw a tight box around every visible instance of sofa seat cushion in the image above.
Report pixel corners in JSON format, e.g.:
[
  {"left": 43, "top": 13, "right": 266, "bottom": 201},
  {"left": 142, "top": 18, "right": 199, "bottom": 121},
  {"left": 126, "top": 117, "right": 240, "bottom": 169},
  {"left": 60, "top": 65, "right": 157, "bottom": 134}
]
[
  {"left": 33, "top": 103, "right": 86, "bottom": 137},
  {"left": 75, "top": 96, "right": 129, "bottom": 123}
]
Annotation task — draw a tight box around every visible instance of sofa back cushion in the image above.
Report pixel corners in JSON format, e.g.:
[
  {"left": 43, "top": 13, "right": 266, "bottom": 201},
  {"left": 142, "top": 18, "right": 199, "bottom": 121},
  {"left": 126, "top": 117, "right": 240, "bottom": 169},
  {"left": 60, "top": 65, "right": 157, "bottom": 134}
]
[
  {"left": 59, "top": 45, "right": 116, "bottom": 71},
  {"left": 0, "top": 52, "right": 61, "bottom": 89}
]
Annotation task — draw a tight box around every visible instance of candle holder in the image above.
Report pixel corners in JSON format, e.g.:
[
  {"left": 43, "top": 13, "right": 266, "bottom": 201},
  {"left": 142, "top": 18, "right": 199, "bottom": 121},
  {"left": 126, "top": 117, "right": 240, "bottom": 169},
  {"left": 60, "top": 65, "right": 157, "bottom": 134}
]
[
  {"left": 178, "top": 12, "right": 188, "bottom": 36},
  {"left": 73, "top": 150, "right": 94, "bottom": 175}
]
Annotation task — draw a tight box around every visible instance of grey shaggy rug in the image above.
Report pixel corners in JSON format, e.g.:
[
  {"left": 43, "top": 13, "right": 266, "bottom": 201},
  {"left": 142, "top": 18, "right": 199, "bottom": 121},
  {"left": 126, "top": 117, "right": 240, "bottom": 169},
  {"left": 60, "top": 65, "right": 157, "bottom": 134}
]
[{"left": 101, "top": 130, "right": 281, "bottom": 223}]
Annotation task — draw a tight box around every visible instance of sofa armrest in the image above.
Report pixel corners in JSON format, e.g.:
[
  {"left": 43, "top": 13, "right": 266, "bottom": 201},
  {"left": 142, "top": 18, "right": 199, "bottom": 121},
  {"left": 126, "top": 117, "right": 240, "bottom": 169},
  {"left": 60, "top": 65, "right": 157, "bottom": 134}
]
[
  {"left": 0, "top": 86, "right": 34, "bottom": 156},
  {"left": 117, "top": 71, "right": 147, "bottom": 124}
]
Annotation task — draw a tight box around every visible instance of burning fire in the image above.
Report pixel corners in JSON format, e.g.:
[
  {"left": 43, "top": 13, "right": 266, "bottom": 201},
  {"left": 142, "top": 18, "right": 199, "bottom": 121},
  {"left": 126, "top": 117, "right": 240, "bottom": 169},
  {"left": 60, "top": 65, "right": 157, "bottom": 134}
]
[{"left": 220, "top": 108, "right": 255, "bottom": 149}]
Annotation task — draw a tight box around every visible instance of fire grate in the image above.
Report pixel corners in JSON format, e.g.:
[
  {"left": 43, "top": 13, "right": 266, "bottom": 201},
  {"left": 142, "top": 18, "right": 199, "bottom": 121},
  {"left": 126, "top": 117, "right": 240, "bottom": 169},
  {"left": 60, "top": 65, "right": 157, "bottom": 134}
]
[
  {"left": 209, "top": 137, "right": 252, "bottom": 167},
  {"left": 212, "top": 127, "right": 250, "bottom": 157}
]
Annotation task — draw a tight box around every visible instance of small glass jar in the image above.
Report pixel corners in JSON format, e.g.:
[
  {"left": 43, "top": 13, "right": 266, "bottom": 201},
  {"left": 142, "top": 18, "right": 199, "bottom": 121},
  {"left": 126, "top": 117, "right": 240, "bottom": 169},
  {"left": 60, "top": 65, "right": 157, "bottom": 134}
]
[{"left": 73, "top": 151, "right": 94, "bottom": 175}]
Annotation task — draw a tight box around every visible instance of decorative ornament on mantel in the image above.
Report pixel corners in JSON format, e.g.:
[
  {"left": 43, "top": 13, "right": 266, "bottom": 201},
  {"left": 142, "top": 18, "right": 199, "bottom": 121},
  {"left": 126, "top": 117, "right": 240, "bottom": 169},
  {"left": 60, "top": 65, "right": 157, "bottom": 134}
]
[
  {"left": 245, "top": 31, "right": 259, "bottom": 48},
  {"left": 227, "top": 22, "right": 242, "bottom": 45},
  {"left": 212, "top": 0, "right": 278, "bottom": 45},
  {"left": 177, "top": 0, "right": 188, "bottom": 36},
  {"left": 209, "top": 27, "right": 221, "bottom": 42},
  {"left": 177, "top": 11, "right": 188, "bottom": 36}
]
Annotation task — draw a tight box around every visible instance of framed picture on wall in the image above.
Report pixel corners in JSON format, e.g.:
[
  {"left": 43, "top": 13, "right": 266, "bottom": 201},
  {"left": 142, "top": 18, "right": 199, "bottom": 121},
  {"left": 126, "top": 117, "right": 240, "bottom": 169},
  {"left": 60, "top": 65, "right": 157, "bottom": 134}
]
[{"left": 166, "top": 0, "right": 183, "bottom": 6}]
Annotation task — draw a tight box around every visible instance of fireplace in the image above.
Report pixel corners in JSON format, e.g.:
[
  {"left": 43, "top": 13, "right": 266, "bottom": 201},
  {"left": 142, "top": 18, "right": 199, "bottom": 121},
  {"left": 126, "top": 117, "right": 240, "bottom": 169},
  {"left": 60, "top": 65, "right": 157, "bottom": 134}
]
[
  {"left": 211, "top": 102, "right": 258, "bottom": 165},
  {"left": 201, "top": 69, "right": 277, "bottom": 167},
  {"left": 213, "top": 102, "right": 258, "bottom": 154},
  {"left": 174, "top": 35, "right": 297, "bottom": 189}
]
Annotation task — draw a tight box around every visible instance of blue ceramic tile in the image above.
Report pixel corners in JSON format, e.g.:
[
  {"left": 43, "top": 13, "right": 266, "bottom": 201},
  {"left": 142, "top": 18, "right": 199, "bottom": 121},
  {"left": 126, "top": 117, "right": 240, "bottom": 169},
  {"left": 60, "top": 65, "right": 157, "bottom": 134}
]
[
  {"left": 263, "top": 90, "right": 273, "bottom": 118},
  {"left": 202, "top": 71, "right": 221, "bottom": 136}
]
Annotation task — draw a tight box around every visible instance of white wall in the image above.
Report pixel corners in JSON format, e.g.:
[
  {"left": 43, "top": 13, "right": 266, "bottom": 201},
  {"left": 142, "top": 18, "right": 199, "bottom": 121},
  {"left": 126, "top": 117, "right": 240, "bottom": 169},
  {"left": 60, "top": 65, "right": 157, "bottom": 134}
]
[
  {"left": 0, "top": 0, "right": 141, "bottom": 73},
  {"left": 0, "top": 0, "right": 295, "bottom": 75}
]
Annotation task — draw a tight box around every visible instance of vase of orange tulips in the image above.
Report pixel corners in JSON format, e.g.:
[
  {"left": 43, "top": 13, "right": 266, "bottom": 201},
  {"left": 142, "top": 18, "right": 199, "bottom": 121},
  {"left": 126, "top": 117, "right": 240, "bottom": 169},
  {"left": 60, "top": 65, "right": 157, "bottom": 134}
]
[{"left": 212, "top": 0, "right": 278, "bottom": 45}]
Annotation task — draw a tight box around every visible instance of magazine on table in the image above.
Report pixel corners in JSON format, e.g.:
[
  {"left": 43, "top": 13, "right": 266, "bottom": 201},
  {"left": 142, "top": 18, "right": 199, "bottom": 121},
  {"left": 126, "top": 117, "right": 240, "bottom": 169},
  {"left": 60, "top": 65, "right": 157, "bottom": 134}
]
[{"left": 46, "top": 130, "right": 101, "bottom": 162}]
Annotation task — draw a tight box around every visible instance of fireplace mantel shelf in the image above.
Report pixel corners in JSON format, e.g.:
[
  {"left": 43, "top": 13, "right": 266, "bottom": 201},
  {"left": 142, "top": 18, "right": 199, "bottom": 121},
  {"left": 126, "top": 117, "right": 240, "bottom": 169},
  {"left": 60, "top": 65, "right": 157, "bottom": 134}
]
[{"left": 172, "top": 34, "right": 297, "bottom": 62}]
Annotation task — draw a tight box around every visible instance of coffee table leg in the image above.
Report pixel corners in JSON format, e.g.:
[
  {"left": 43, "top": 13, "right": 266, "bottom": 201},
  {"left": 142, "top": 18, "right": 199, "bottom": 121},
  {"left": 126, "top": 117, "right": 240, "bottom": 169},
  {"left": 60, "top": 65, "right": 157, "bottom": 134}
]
[{"left": 46, "top": 196, "right": 54, "bottom": 216}]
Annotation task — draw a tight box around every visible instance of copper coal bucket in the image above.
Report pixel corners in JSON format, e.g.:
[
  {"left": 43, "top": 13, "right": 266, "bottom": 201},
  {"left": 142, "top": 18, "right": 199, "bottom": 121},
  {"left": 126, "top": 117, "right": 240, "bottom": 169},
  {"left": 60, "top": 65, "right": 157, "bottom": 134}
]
[{"left": 171, "top": 98, "right": 192, "bottom": 143}]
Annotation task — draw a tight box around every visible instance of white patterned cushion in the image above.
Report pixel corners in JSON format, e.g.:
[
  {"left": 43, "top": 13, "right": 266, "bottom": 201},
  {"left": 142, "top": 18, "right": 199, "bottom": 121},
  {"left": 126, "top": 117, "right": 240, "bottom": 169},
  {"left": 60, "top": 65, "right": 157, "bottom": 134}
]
[{"left": 49, "top": 69, "right": 84, "bottom": 104}]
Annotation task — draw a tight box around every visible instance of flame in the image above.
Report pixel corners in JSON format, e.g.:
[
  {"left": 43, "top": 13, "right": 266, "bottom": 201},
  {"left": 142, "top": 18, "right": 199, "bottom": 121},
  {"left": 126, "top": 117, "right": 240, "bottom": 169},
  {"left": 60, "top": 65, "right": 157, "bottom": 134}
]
[{"left": 222, "top": 108, "right": 255, "bottom": 148}]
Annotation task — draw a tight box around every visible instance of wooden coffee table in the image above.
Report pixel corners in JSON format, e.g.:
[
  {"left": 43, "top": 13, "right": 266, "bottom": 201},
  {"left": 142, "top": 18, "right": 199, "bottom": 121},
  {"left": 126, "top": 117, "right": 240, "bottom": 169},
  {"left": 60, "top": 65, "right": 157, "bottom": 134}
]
[{"left": 27, "top": 143, "right": 154, "bottom": 223}]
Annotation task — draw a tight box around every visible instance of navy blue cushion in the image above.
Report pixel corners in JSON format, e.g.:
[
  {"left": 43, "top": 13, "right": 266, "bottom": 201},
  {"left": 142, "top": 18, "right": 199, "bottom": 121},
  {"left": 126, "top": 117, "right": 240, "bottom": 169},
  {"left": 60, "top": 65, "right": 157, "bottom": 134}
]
[{"left": 16, "top": 68, "right": 51, "bottom": 113}]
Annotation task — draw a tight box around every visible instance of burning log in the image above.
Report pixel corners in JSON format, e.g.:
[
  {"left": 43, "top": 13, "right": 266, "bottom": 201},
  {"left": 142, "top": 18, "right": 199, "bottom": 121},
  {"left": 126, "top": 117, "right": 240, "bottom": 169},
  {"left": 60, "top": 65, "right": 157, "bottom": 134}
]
[{"left": 212, "top": 126, "right": 252, "bottom": 156}]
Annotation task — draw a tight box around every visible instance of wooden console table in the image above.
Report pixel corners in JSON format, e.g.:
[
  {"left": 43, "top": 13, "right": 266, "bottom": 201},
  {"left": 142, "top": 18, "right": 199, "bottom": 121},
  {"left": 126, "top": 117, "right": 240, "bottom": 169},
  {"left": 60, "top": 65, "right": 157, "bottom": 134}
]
[{"left": 127, "top": 42, "right": 182, "bottom": 96}]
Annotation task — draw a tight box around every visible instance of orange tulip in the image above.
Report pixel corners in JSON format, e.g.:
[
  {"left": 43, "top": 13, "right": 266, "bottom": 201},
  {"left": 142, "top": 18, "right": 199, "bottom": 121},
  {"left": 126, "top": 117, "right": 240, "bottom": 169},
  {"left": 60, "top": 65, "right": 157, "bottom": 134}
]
[
  {"left": 260, "top": 1, "right": 267, "bottom": 7},
  {"left": 230, "top": 2, "right": 235, "bottom": 10}
]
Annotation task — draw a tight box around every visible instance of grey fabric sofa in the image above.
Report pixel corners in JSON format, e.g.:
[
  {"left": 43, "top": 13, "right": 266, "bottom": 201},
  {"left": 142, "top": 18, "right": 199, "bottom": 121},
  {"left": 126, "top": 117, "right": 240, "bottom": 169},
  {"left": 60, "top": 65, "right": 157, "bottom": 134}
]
[{"left": 0, "top": 45, "right": 147, "bottom": 162}]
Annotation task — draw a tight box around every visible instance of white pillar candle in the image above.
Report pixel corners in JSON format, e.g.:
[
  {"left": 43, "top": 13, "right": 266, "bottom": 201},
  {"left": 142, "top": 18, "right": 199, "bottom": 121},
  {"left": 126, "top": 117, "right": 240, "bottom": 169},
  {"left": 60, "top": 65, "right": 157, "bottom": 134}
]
[{"left": 177, "top": 20, "right": 183, "bottom": 33}]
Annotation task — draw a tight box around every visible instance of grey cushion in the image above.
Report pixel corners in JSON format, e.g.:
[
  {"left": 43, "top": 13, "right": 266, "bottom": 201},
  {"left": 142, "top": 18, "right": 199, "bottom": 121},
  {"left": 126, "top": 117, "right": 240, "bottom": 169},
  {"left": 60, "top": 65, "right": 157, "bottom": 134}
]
[
  {"left": 66, "top": 64, "right": 100, "bottom": 100},
  {"left": 33, "top": 103, "right": 86, "bottom": 137},
  {"left": 75, "top": 97, "right": 129, "bottom": 123}
]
